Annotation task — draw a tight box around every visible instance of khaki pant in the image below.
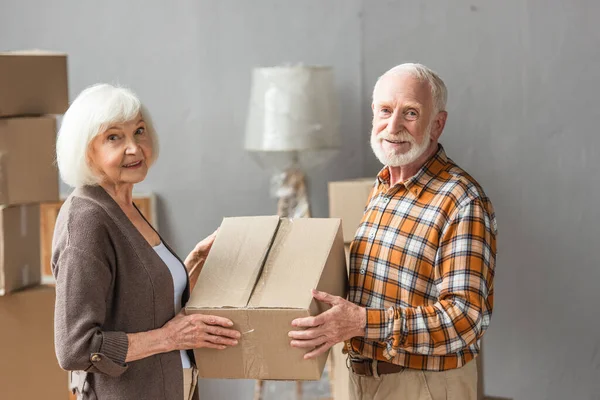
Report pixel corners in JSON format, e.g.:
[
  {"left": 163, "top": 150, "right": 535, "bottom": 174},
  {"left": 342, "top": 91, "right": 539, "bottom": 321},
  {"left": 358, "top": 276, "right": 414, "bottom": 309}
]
[
  {"left": 349, "top": 360, "right": 477, "bottom": 400},
  {"left": 183, "top": 367, "right": 199, "bottom": 400}
]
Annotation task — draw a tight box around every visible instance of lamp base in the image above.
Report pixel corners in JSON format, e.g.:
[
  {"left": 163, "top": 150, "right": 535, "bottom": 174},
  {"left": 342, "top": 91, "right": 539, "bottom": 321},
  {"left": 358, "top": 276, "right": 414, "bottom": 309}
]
[{"left": 272, "top": 167, "right": 311, "bottom": 218}]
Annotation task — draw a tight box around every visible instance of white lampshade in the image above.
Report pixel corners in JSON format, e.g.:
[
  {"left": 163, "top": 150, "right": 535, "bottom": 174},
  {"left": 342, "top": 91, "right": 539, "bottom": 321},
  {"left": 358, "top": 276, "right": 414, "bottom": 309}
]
[{"left": 244, "top": 65, "right": 340, "bottom": 152}]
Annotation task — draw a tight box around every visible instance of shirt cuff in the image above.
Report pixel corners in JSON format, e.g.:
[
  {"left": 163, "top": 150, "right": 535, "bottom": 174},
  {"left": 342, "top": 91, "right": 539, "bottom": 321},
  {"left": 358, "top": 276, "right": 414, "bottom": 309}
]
[{"left": 364, "top": 307, "right": 392, "bottom": 341}]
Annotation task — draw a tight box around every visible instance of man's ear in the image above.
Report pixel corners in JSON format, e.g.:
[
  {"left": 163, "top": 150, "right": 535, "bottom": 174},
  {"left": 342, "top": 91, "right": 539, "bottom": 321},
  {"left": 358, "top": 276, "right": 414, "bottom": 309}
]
[{"left": 430, "top": 111, "right": 448, "bottom": 141}]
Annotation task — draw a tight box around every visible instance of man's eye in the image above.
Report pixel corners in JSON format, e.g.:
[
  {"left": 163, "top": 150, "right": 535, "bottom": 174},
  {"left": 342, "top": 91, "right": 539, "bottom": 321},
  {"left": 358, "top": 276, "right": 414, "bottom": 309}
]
[{"left": 406, "top": 110, "right": 418, "bottom": 120}]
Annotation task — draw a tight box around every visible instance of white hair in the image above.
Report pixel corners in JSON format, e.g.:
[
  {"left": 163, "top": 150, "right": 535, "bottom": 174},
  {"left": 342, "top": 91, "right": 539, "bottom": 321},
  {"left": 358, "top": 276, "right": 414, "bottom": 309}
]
[
  {"left": 56, "top": 83, "right": 159, "bottom": 188},
  {"left": 373, "top": 63, "right": 448, "bottom": 113}
]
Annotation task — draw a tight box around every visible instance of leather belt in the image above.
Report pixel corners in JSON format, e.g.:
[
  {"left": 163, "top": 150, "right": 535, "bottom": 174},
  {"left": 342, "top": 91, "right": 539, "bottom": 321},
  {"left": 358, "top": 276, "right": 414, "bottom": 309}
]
[{"left": 350, "top": 358, "right": 405, "bottom": 376}]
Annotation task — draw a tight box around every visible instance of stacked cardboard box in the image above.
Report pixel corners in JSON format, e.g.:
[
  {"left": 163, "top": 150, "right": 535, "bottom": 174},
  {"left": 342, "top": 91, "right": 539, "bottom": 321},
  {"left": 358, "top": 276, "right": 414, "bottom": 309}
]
[
  {"left": 327, "top": 178, "right": 374, "bottom": 399},
  {"left": 0, "top": 51, "right": 66, "bottom": 294},
  {"left": 0, "top": 51, "right": 68, "bottom": 399}
]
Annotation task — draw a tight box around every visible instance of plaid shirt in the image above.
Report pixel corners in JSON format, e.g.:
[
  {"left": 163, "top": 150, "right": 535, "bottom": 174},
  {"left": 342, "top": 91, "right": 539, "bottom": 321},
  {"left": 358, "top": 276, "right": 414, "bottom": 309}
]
[{"left": 346, "top": 145, "right": 497, "bottom": 371}]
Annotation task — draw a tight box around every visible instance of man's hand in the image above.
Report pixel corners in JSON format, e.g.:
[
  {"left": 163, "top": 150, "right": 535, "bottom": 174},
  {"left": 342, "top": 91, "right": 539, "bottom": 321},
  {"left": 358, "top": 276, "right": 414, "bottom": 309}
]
[{"left": 289, "top": 289, "right": 366, "bottom": 359}]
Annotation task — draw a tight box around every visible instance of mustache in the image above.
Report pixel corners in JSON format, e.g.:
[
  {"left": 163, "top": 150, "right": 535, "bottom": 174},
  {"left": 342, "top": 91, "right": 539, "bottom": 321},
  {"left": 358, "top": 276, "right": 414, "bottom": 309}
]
[{"left": 378, "top": 130, "right": 415, "bottom": 143}]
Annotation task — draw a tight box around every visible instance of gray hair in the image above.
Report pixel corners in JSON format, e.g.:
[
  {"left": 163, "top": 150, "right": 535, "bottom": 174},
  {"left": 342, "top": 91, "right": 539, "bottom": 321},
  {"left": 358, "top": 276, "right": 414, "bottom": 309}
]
[
  {"left": 373, "top": 63, "right": 448, "bottom": 113},
  {"left": 56, "top": 84, "right": 159, "bottom": 187}
]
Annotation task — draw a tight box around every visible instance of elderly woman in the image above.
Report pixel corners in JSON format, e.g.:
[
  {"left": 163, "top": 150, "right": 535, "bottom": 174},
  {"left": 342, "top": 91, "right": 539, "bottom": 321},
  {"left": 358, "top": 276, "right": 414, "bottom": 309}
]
[{"left": 52, "top": 84, "right": 240, "bottom": 400}]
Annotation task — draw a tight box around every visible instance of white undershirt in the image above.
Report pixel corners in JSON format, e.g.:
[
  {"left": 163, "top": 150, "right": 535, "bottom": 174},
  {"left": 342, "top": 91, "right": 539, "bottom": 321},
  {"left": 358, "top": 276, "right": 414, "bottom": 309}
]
[{"left": 152, "top": 242, "right": 192, "bottom": 369}]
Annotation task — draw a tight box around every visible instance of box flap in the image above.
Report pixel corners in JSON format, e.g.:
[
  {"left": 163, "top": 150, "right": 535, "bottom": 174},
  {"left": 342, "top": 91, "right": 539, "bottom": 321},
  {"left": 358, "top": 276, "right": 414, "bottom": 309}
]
[
  {"left": 248, "top": 218, "right": 342, "bottom": 309},
  {"left": 188, "top": 216, "right": 280, "bottom": 308}
]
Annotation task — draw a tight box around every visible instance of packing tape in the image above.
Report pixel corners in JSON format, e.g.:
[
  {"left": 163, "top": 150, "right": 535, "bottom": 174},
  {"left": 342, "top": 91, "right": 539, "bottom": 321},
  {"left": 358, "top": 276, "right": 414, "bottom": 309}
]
[
  {"left": 20, "top": 205, "right": 27, "bottom": 237},
  {"left": 241, "top": 310, "right": 268, "bottom": 378}
]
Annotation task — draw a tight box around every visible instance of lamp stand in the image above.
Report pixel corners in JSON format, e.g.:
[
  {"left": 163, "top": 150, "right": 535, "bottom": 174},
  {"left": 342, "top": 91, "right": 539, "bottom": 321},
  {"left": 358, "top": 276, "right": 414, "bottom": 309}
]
[
  {"left": 274, "top": 166, "right": 311, "bottom": 218},
  {"left": 254, "top": 162, "right": 309, "bottom": 400}
]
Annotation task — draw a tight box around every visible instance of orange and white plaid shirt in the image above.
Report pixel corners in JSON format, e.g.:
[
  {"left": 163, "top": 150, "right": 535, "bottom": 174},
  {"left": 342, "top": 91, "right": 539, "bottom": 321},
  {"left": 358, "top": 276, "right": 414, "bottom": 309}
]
[{"left": 347, "top": 145, "right": 497, "bottom": 371}]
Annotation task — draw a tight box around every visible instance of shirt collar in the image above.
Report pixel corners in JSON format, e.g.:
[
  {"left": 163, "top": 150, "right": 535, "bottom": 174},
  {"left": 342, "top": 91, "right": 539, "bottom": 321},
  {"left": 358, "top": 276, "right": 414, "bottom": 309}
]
[{"left": 376, "top": 144, "right": 449, "bottom": 198}]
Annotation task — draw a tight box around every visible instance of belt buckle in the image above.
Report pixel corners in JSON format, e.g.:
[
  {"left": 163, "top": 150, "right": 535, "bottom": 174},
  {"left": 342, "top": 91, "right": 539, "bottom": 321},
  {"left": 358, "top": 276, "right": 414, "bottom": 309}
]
[{"left": 351, "top": 358, "right": 373, "bottom": 377}]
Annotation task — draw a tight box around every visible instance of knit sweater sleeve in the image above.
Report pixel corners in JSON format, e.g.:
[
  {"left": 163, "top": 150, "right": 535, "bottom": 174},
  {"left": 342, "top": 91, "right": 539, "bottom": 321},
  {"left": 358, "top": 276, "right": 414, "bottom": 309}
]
[{"left": 52, "top": 198, "right": 129, "bottom": 377}]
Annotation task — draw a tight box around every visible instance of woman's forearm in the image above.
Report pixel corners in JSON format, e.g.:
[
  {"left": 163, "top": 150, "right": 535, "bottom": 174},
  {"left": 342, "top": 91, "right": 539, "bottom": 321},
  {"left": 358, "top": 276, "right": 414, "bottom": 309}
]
[{"left": 125, "top": 328, "right": 171, "bottom": 363}]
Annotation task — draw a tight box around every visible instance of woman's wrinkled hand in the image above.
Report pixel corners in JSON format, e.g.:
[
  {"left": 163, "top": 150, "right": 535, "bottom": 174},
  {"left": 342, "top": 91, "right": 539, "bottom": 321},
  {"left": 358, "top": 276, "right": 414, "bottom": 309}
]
[
  {"left": 185, "top": 229, "right": 218, "bottom": 289},
  {"left": 162, "top": 310, "right": 240, "bottom": 350}
]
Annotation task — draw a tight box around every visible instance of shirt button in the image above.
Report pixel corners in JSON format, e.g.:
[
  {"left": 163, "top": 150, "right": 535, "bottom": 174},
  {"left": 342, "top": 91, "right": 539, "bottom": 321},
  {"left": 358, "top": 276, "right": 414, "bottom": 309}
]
[
  {"left": 360, "top": 268, "right": 366, "bottom": 275},
  {"left": 383, "top": 197, "right": 390, "bottom": 204},
  {"left": 368, "top": 232, "right": 375, "bottom": 239},
  {"left": 91, "top": 354, "right": 102, "bottom": 362}
]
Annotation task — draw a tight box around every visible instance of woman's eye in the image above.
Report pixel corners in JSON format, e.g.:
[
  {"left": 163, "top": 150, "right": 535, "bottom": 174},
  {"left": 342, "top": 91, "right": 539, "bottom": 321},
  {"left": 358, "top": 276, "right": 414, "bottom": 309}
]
[
  {"left": 108, "top": 134, "right": 119, "bottom": 141},
  {"left": 135, "top": 127, "right": 145, "bottom": 135}
]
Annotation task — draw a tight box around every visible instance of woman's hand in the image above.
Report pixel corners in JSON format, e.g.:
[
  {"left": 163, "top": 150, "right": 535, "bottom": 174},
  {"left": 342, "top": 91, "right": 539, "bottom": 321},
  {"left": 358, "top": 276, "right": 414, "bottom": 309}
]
[
  {"left": 125, "top": 310, "right": 239, "bottom": 363},
  {"left": 185, "top": 230, "right": 218, "bottom": 290},
  {"left": 162, "top": 310, "right": 240, "bottom": 351}
]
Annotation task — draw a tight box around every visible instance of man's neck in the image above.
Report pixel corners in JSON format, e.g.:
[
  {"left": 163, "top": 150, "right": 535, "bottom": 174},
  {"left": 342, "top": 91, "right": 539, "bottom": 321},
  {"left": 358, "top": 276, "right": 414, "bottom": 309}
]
[{"left": 388, "top": 143, "right": 439, "bottom": 186}]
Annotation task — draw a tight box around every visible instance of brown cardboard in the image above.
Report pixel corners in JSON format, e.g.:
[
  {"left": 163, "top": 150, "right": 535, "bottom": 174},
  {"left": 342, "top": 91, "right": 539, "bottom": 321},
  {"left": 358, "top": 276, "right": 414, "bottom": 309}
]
[
  {"left": 328, "top": 179, "right": 374, "bottom": 243},
  {"left": 329, "top": 341, "right": 350, "bottom": 400},
  {"left": 0, "top": 204, "right": 41, "bottom": 296},
  {"left": 344, "top": 244, "right": 350, "bottom": 272},
  {"left": 0, "top": 285, "right": 68, "bottom": 399},
  {"left": 0, "top": 51, "right": 68, "bottom": 117},
  {"left": 186, "top": 216, "right": 347, "bottom": 380},
  {"left": 0, "top": 116, "right": 59, "bottom": 205},
  {"left": 477, "top": 341, "right": 485, "bottom": 400}
]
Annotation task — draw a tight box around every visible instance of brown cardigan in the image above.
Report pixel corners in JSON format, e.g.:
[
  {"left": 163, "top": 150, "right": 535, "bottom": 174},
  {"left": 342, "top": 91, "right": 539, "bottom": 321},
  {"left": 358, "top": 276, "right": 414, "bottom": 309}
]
[{"left": 52, "top": 185, "right": 198, "bottom": 400}]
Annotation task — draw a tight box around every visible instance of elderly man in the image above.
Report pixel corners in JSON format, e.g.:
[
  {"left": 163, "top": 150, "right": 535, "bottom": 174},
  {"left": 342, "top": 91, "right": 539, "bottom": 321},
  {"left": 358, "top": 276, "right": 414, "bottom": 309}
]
[{"left": 289, "top": 63, "right": 497, "bottom": 399}]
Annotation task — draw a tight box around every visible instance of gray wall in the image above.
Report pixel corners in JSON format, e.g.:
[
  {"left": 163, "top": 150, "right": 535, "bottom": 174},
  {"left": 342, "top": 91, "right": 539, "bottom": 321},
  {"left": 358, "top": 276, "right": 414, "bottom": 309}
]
[{"left": 1, "top": 1, "right": 599, "bottom": 399}]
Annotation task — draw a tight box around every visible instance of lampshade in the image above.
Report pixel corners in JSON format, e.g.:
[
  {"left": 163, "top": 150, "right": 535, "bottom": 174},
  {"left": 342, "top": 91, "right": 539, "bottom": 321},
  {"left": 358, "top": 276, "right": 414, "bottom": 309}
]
[{"left": 244, "top": 65, "right": 340, "bottom": 153}]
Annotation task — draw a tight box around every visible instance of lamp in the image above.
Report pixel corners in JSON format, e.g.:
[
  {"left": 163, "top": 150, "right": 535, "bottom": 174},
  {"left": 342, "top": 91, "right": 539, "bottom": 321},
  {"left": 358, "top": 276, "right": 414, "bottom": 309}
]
[
  {"left": 244, "top": 65, "right": 340, "bottom": 399},
  {"left": 244, "top": 65, "right": 340, "bottom": 218}
]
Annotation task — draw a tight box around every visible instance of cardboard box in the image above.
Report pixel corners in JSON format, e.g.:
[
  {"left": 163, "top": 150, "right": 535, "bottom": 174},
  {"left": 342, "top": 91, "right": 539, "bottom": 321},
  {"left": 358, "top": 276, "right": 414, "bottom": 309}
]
[
  {"left": 186, "top": 216, "right": 347, "bottom": 380},
  {"left": 0, "top": 51, "right": 68, "bottom": 117},
  {"left": 329, "top": 342, "right": 350, "bottom": 400},
  {"left": 477, "top": 341, "right": 485, "bottom": 400},
  {"left": 328, "top": 179, "right": 374, "bottom": 243},
  {"left": 0, "top": 285, "right": 68, "bottom": 399},
  {"left": 344, "top": 244, "right": 350, "bottom": 271},
  {"left": 0, "top": 116, "right": 59, "bottom": 205},
  {"left": 40, "top": 195, "right": 156, "bottom": 284},
  {"left": 0, "top": 204, "right": 41, "bottom": 296}
]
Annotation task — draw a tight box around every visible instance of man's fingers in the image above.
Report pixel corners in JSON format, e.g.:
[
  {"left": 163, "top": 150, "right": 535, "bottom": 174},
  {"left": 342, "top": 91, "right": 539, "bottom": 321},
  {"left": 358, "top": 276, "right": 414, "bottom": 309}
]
[
  {"left": 291, "top": 315, "right": 323, "bottom": 328},
  {"left": 311, "top": 289, "right": 339, "bottom": 305},
  {"left": 288, "top": 327, "right": 323, "bottom": 340},
  {"left": 290, "top": 336, "right": 328, "bottom": 349},
  {"left": 303, "top": 342, "right": 333, "bottom": 360}
]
